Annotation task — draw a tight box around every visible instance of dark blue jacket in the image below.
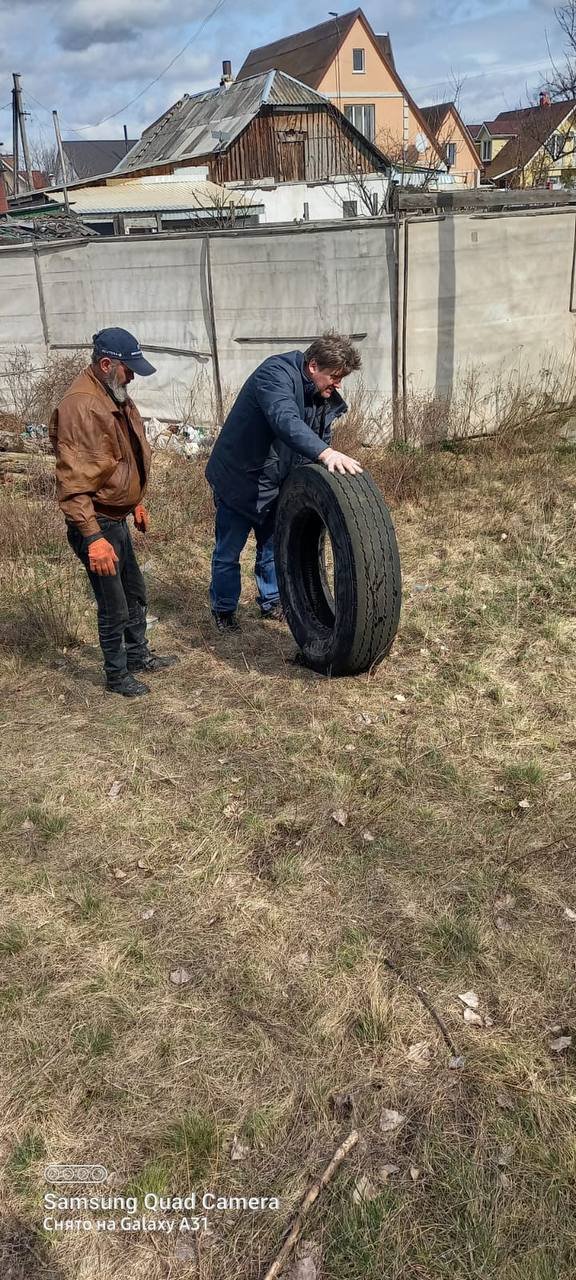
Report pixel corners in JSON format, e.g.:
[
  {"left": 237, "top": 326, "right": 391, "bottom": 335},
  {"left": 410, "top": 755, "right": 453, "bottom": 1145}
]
[{"left": 205, "top": 350, "right": 347, "bottom": 523}]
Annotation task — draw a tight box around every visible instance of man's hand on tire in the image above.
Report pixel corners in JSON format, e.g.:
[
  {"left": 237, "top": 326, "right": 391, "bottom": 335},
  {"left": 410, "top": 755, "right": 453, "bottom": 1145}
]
[
  {"left": 318, "top": 448, "right": 363, "bottom": 476},
  {"left": 88, "top": 536, "right": 119, "bottom": 576}
]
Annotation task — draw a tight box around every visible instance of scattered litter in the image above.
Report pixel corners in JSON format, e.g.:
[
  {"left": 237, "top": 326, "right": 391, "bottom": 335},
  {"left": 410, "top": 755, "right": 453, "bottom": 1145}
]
[
  {"left": 497, "top": 1144, "right": 514, "bottom": 1168},
  {"left": 136, "top": 859, "right": 146, "bottom": 870},
  {"left": 141, "top": 908, "right": 155, "bottom": 920},
  {"left": 362, "top": 830, "right": 376, "bottom": 843},
  {"left": 230, "top": 1135, "right": 250, "bottom": 1162},
  {"left": 331, "top": 809, "right": 348, "bottom": 827},
  {"left": 170, "top": 967, "right": 192, "bottom": 986},
  {"left": 496, "top": 1091, "right": 514, "bottom": 1110},
  {"left": 113, "top": 868, "right": 127, "bottom": 880},
  {"left": 357, "top": 712, "right": 374, "bottom": 725},
  {"left": 549, "top": 1034, "right": 572, "bottom": 1053},
  {"left": 448, "top": 1055, "right": 465, "bottom": 1070},
  {"left": 380, "top": 1108, "right": 406, "bottom": 1133},
  {"left": 564, "top": 908, "right": 576, "bottom": 923},
  {"left": 419, "top": 647, "right": 430, "bottom": 657},
  {"left": 518, "top": 798, "right": 530, "bottom": 810},
  {"left": 409, "top": 1166, "right": 421, "bottom": 1181},
  {"left": 458, "top": 990, "right": 479, "bottom": 1010},
  {"left": 558, "top": 771, "right": 573, "bottom": 783},
  {"left": 108, "top": 780, "right": 124, "bottom": 801},
  {"left": 392, "top": 693, "right": 407, "bottom": 703},
  {"left": 344, "top": 744, "right": 356, "bottom": 752},
  {"left": 379, "top": 1163, "right": 400, "bottom": 1179},
  {"left": 463, "top": 1008, "right": 483, "bottom": 1027}
]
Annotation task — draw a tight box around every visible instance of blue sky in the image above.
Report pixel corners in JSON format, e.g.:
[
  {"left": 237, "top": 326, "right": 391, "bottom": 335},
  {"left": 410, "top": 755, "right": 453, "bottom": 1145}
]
[{"left": 0, "top": 0, "right": 566, "bottom": 157}]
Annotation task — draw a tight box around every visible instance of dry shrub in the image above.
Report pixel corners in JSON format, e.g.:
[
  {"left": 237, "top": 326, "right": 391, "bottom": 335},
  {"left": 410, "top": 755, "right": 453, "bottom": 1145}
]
[
  {"left": 147, "top": 452, "right": 214, "bottom": 542},
  {"left": 0, "top": 347, "right": 86, "bottom": 427},
  {"left": 0, "top": 490, "right": 82, "bottom": 651}
]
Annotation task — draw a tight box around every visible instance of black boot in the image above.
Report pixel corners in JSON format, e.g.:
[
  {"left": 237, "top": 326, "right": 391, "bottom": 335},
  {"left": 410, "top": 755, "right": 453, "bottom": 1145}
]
[
  {"left": 212, "top": 611, "right": 241, "bottom": 633},
  {"left": 128, "top": 653, "right": 179, "bottom": 674},
  {"left": 106, "top": 673, "right": 150, "bottom": 697}
]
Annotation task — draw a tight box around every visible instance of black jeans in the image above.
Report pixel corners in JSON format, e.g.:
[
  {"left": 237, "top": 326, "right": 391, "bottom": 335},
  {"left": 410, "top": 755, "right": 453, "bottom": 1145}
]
[{"left": 67, "top": 517, "right": 149, "bottom": 684}]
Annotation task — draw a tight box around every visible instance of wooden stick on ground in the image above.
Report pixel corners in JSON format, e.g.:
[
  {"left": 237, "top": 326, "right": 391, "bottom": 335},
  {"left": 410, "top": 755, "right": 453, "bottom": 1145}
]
[
  {"left": 262, "top": 1130, "right": 359, "bottom": 1280},
  {"left": 384, "top": 957, "right": 459, "bottom": 1055}
]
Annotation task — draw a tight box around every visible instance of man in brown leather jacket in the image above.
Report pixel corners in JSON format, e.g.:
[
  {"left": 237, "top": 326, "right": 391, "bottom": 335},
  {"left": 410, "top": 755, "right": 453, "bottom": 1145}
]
[{"left": 50, "top": 327, "right": 177, "bottom": 697}]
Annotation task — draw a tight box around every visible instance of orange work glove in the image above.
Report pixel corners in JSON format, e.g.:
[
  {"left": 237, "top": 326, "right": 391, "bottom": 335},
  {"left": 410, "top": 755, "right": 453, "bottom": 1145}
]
[
  {"left": 134, "top": 504, "right": 150, "bottom": 533},
  {"left": 88, "top": 537, "right": 118, "bottom": 576}
]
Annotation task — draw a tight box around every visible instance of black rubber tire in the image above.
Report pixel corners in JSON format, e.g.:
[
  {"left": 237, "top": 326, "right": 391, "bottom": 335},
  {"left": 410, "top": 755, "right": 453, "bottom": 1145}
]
[{"left": 274, "top": 464, "right": 401, "bottom": 675}]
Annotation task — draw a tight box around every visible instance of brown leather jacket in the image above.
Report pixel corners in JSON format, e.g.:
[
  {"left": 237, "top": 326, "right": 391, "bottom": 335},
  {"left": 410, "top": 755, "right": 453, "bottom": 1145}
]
[{"left": 49, "top": 367, "right": 152, "bottom": 538}]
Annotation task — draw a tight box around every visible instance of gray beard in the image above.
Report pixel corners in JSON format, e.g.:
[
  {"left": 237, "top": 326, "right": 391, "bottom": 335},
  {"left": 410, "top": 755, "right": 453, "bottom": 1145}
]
[{"left": 105, "top": 371, "right": 129, "bottom": 404}]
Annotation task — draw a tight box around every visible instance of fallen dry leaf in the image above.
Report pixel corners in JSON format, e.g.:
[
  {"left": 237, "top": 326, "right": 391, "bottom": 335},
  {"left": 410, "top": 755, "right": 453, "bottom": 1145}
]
[
  {"left": 407, "top": 1040, "right": 431, "bottom": 1065},
  {"left": 141, "top": 908, "right": 155, "bottom": 920},
  {"left": 352, "top": 1175, "right": 378, "bottom": 1205},
  {"left": 287, "top": 1257, "right": 317, "bottom": 1280},
  {"left": 169, "top": 967, "right": 192, "bottom": 986},
  {"left": 463, "top": 1008, "right": 483, "bottom": 1026},
  {"left": 230, "top": 1135, "right": 250, "bottom": 1162},
  {"left": 330, "top": 1091, "right": 354, "bottom": 1121},
  {"left": 108, "top": 780, "right": 124, "bottom": 801},
  {"left": 458, "top": 990, "right": 480, "bottom": 1010},
  {"left": 549, "top": 1034, "right": 572, "bottom": 1053},
  {"left": 380, "top": 1108, "right": 406, "bottom": 1133},
  {"left": 392, "top": 693, "right": 407, "bottom": 703},
  {"left": 362, "top": 830, "right": 376, "bottom": 843},
  {"left": 20, "top": 819, "right": 35, "bottom": 832},
  {"left": 136, "top": 859, "right": 146, "bottom": 870},
  {"left": 331, "top": 809, "right": 348, "bottom": 827},
  {"left": 564, "top": 907, "right": 576, "bottom": 923},
  {"left": 518, "top": 797, "right": 530, "bottom": 810},
  {"left": 448, "top": 1055, "right": 465, "bottom": 1070},
  {"left": 174, "top": 1237, "right": 198, "bottom": 1263},
  {"left": 379, "top": 1163, "right": 400, "bottom": 1180},
  {"left": 113, "top": 868, "right": 127, "bottom": 880},
  {"left": 409, "top": 1166, "right": 420, "bottom": 1181}
]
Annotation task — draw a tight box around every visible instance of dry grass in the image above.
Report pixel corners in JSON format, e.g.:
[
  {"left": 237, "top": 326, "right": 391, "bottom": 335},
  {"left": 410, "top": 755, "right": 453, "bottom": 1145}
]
[{"left": 0, "top": 403, "right": 575, "bottom": 1280}]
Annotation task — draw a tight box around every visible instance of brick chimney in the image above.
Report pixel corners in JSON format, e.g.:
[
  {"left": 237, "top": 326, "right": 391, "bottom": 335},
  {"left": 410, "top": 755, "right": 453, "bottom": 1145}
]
[
  {"left": 539, "top": 91, "right": 551, "bottom": 107},
  {"left": 220, "top": 60, "right": 234, "bottom": 88}
]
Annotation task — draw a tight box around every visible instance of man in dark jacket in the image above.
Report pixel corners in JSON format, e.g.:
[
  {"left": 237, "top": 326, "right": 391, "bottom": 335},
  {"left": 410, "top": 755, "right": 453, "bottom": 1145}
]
[
  {"left": 50, "top": 327, "right": 178, "bottom": 698},
  {"left": 205, "top": 332, "right": 362, "bottom": 632}
]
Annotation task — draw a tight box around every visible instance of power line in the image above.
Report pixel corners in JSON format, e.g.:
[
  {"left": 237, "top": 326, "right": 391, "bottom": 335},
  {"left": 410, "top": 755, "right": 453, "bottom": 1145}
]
[{"left": 62, "top": 0, "right": 228, "bottom": 133}]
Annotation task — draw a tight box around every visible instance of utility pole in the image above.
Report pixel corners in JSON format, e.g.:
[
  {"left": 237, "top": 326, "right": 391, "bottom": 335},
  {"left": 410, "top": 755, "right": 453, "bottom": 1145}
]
[
  {"left": 12, "top": 82, "right": 20, "bottom": 196},
  {"left": 52, "top": 110, "right": 70, "bottom": 213},
  {"left": 12, "top": 73, "right": 33, "bottom": 192}
]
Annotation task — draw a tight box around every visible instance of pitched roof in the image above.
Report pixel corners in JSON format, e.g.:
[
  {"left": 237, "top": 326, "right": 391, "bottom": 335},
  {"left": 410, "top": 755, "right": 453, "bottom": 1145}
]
[
  {"left": 466, "top": 123, "right": 482, "bottom": 140},
  {"left": 51, "top": 177, "right": 252, "bottom": 214},
  {"left": 419, "top": 103, "right": 452, "bottom": 135},
  {"left": 62, "top": 139, "right": 137, "bottom": 179},
  {"left": 374, "top": 33, "right": 395, "bottom": 68},
  {"left": 115, "top": 69, "right": 389, "bottom": 174},
  {"left": 237, "top": 10, "right": 362, "bottom": 86},
  {"left": 485, "top": 99, "right": 576, "bottom": 180},
  {"left": 238, "top": 9, "right": 441, "bottom": 163},
  {"left": 420, "top": 101, "right": 481, "bottom": 167}
]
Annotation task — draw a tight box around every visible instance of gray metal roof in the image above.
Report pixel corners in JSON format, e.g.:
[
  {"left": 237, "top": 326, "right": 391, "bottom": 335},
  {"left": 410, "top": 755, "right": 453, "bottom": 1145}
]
[{"left": 114, "top": 71, "right": 331, "bottom": 173}]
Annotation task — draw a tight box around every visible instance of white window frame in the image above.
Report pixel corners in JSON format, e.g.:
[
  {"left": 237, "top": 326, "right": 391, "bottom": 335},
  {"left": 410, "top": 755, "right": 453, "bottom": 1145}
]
[
  {"left": 352, "top": 48, "right": 365, "bottom": 73},
  {"left": 549, "top": 131, "right": 564, "bottom": 162},
  {"left": 344, "top": 103, "right": 375, "bottom": 142},
  {"left": 481, "top": 138, "right": 492, "bottom": 162},
  {"left": 446, "top": 141, "right": 457, "bottom": 167}
]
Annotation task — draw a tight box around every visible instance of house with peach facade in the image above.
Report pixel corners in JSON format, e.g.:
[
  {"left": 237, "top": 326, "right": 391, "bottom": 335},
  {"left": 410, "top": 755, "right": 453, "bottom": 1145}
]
[{"left": 237, "top": 9, "right": 445, "bottom": 179}]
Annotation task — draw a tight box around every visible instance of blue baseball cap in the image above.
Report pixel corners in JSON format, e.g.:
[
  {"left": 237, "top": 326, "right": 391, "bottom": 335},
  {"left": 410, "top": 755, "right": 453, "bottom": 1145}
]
[{"left": 92, "top": 327, "right": 156, "bottom": 377}]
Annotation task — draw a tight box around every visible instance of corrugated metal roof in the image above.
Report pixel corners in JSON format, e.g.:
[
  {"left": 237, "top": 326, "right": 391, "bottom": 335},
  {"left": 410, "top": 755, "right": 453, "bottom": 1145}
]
[
  {"left": 115, "top": 71, "right": 331, "bottom": 173},
  {"left": 50, "top": 178, "right": 251, "bottom": 213}
]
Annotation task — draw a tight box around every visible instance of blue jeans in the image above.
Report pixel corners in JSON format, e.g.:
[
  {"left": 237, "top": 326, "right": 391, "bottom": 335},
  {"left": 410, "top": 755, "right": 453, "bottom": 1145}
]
[{"left": 209, "top": 498, "right": 279, "bottom": 614}]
